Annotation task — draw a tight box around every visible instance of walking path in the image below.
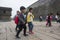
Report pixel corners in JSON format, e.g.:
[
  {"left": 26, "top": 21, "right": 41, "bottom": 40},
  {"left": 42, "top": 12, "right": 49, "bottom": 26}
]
[{"left": 0, "top": 21, "right": 60, "bottom": 40}]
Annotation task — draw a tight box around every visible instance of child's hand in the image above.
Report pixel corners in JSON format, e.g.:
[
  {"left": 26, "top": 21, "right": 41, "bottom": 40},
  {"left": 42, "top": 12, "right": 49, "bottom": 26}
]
[
  {"left": 30, "top": 15, "right": 32, "bottom": 16},
  {"left": 17, "top": 28, "right": 19, "bottom": 30}
]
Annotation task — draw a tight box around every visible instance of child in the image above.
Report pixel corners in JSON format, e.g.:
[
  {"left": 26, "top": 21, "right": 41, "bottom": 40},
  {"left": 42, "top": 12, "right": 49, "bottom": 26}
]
[
  {"left": 16, "top": 6, "right": 28, "bottom": 38},
  {"left": 27, "top": 8, "right": 34, "bottom": 34},
  {"left": 14, "top": 11, "right": 20, "bottom": 31},
  {"left": 46, "top": 14, "right": 52, "bottom": 27}
]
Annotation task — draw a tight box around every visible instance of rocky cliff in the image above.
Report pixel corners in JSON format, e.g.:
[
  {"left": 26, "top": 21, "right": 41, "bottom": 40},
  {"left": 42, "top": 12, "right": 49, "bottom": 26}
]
[{"left": 28, "top": 0, "right": 60, "bottom": 19}]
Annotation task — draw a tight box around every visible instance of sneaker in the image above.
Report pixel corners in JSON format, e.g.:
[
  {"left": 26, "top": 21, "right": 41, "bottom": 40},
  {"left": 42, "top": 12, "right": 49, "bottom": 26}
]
[
  {"left": 29, "top": 32, "right": 32, "bottom": 34},
  {"left": 23, "top": 34, "right": 28, "bottom": 36},
  {"left": 31, "top": 32, "right": 34, "bottom": 34},
  {"left": 16, "top": 35, "right": 21, "bottom": 39}
]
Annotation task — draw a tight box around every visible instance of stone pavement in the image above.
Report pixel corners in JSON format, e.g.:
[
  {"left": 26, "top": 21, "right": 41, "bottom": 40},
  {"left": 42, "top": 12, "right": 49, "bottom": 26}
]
[{"left": 0, "top": 21, "right": 60, "bottom": 40}]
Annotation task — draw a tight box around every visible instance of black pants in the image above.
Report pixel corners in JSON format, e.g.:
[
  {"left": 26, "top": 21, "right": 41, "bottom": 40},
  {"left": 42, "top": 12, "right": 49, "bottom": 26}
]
[
  {"left": 48, "top": 21, "right": 51, "bottom": 26},
  {"left": 16, "top": 24, "right": 27, "bottom": 37},
  {"left": 15, "top": 24, "right": 19, "bottom": 31}
]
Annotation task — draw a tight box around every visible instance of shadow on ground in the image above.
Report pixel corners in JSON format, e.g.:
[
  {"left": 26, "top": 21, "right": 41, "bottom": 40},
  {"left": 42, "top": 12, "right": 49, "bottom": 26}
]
[{"left": 0, "top": 20, "right": 12, "bottom": 22}]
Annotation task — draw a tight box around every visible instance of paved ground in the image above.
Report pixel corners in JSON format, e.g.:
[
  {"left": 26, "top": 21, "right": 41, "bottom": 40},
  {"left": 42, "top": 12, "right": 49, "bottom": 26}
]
[{"left": 0, "top": 21, "right": 60, "bottom": 40}]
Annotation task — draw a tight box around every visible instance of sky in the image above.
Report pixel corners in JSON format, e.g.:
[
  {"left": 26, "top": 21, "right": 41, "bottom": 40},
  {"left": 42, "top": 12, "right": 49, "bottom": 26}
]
[{"left": 0, "top": 0, "right": 38, "bottom": 18}]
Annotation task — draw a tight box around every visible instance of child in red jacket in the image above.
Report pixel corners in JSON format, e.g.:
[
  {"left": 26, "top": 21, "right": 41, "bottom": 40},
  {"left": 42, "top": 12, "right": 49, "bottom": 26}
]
[{"left": 14, "top": 11, "right": 20, "bottom": 31}]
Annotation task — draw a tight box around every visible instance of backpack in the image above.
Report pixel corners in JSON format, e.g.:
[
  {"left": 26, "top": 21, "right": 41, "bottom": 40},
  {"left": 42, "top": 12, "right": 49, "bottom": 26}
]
[{"left": 14, "top": 15, "right": 19, "bottom": 24}]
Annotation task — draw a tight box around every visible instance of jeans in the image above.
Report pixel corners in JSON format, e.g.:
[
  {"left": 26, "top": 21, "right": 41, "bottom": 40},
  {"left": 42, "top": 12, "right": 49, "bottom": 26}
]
[{"left": 28, "top": 22, "right": 33, "bottom": 32}]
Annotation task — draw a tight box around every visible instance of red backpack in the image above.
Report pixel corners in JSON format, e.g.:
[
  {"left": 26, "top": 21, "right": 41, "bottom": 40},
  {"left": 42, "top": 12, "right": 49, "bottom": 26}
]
[{"left": 14, "top": 15, "right": 19, "bottom": 24}]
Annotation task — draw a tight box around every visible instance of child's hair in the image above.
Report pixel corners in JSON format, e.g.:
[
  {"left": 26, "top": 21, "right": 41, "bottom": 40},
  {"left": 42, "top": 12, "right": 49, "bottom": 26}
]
[
  {"left": 20, "top": 6, "right": 26, "bottom": 10},
  {"left": 17, "top": 11, "right": 19, "bottom": 13},
  {"left": 29, "top": 8, "right": 33, "bottom": 11}
]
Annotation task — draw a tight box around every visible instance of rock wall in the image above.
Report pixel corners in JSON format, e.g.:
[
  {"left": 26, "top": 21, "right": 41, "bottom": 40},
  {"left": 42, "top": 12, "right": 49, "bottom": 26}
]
[{"left": 28, "top": 0, "right": 60, "bottom": 20}]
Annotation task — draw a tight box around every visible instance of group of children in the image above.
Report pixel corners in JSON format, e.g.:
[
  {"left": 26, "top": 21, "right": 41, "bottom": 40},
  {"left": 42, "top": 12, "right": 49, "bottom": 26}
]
[
  {"left": 14, "top": 6, "right": 34, "bottom": 39},
  {"left": 14, "top": 6, "right": 55, "bottom": 39}
]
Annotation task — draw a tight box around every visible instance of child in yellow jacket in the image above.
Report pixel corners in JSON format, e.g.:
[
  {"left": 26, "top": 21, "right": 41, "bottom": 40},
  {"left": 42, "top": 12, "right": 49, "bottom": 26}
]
[
  {"left": 27, "top": 12, "right": 34, "bottom": 22},
  {"left": 27, "top": 8, "right": 34, "bottom": 34}
]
